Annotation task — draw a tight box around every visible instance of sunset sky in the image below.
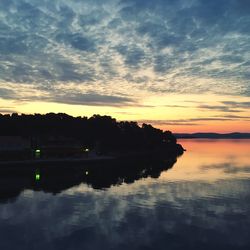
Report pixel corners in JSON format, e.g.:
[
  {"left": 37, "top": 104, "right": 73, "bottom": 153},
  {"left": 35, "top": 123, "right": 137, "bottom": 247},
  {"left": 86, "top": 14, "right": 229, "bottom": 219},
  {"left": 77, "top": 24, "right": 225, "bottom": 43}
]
[{"left": 0, "top": 0, "right": 249, "bottom": 133}]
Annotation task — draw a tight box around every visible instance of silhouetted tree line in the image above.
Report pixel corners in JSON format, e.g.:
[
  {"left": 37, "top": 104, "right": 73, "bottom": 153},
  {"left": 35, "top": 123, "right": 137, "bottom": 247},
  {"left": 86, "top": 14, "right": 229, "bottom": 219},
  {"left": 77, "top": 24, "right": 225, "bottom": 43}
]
[{"left": 0, "top": 113, "right": 179, "bottom": 152}]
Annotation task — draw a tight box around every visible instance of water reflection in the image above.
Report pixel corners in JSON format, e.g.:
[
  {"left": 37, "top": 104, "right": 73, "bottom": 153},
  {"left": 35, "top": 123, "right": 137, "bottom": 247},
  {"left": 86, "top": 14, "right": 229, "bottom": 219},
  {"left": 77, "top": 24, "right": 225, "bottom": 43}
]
[
  {"left": 0, "top": 156, "right": 177, "bottom": 204},
  {"left": 0, "top": 140, "right": 250, "bottom": 250},
  {"left": 160, "top": 139, "right": 250, "bottom": 182}
]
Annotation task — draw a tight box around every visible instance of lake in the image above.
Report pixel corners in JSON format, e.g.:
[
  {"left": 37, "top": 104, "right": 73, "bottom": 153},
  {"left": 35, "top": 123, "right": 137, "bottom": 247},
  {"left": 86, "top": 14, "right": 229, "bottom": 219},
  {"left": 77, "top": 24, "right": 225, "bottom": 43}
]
[{"left": 0, "top": 139, "right": 250, "bottom": 250}]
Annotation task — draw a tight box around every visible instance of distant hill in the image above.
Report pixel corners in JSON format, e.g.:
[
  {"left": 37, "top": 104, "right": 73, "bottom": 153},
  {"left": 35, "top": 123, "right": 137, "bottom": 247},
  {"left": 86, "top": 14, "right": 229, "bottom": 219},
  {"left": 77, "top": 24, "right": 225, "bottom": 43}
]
[{"left": 175, "top": 133, "right": 250, "bottom": 139}]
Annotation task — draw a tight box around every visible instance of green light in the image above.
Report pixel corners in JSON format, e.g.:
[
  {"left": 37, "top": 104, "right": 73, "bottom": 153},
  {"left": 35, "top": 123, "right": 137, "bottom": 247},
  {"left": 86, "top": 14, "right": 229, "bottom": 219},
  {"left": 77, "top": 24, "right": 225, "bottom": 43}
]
[
  {"left": 86, "top": 171, "right": 89, "bottom": 175},
  {"left": 35, "top": 174, "right": 40, "bottom": 181},
  {"left": 35, "top": 149, "right": 41, "bottom": 153}
]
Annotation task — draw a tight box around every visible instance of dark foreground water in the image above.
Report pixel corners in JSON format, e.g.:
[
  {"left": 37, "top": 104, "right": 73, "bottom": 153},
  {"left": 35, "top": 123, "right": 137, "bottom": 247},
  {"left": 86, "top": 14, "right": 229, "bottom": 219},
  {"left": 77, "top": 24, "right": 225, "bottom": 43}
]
[{"left": 0, "top": 139, "right": 250, "bottom": 250}]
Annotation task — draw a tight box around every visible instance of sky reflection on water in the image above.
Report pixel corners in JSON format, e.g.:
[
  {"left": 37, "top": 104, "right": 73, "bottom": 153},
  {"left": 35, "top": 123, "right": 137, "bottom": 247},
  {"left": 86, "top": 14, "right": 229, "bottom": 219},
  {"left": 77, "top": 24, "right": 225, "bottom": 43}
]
[{"left": 0, "top": 140, "right": 250, "bottom": 250}]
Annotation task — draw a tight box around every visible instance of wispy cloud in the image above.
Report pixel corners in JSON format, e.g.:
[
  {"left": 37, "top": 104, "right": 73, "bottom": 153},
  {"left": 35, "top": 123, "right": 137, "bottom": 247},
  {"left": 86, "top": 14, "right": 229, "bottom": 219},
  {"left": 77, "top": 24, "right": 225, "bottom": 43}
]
[
  {"left": 139, "top": 114, "right": 250, "bottom": 127},
  {"left": 198, "top": 105, "right": 243, "bottom": 113},
  {"left": 0, "top": 88, "right": 18, "bottom": 99},
  {"left": 221, "top": 101, "right": 250, "bottom": 108},
  {"left": 0, "top": 0, "right": 249, "bottom": 106},
  {"left": 0, "top": 107, "right": 17, "bottom": 114},
  {"left": 49, "top": 92, "right": 136, "bottom": 107}
]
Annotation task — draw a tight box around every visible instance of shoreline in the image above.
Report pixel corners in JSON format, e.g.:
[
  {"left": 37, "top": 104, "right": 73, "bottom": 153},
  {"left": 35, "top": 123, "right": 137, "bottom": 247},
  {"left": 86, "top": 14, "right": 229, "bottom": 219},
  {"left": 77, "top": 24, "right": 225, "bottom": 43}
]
[
  {"left": 0, "top": 150, "right": 184, "bottom": 167},
  {"left": 0, "top": 155, "right": 115, "bottom": 166},
  {"left": 0, "top": 143, "right": 185, "bottom": 167}
]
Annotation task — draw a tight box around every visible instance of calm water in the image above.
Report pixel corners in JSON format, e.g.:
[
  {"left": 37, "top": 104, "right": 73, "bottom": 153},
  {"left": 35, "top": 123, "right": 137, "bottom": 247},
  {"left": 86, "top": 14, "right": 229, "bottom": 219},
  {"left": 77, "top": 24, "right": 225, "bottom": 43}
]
[{"left": 1, "top": 139, "right": 250, "bottom": 250}]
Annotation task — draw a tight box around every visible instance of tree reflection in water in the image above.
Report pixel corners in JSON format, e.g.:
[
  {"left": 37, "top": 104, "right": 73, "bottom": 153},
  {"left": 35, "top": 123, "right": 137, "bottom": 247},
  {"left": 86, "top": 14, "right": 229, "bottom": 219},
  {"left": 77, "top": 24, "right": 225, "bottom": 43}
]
[{"left": 0, "top": 156, "right": 178, "bottom": 204}]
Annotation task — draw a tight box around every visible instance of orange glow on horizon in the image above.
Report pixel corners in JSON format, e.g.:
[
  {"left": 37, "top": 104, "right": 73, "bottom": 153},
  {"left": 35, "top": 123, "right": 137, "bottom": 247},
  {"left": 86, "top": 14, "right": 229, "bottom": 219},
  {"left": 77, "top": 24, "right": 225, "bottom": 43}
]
[
  {"left": 155, "top": 121, "right": 250, "bottom": 133},
  {"left": 0, "top": 92, "right": 249, "bottom": 134}
]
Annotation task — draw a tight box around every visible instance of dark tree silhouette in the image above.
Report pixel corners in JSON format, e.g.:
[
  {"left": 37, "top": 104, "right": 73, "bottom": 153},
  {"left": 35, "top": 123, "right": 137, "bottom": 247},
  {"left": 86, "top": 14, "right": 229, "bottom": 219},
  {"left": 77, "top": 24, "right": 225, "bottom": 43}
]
[{"left": 0, "top": 113, "right": 183, "bottom": 154}]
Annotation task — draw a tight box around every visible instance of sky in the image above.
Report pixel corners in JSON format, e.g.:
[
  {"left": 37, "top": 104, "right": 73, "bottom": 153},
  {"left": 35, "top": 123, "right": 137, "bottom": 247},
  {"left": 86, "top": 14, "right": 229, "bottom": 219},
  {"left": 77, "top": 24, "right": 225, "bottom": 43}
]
[{"left": 0, "top": 0, "right": 250, "bottom": 133}]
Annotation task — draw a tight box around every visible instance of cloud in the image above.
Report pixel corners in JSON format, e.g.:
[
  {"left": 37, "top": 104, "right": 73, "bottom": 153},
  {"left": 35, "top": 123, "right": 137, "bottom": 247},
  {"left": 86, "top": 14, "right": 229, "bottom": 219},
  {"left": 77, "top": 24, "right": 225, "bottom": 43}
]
[
  {"left": 163, "top": 105, "right": 188, "bottom": 108},
  {"left": 0, "top": 107, "right": 17, "bottom": 114},
  {"left": 139, "top": 115, "right": 250, "bottom": 127},
  {"left": 0, "top": 88, "right": 18, "bottom": 99},
  {"left": 221, "top": 101, "right": 250, "bottom": 109},
  {"left": 0, "top": 84, "right": 139, "bottom": 107},
  {"left": 194, "top": 100, "right": 250, "bottom": 114},
  {"left": 141, "top": 121, "right": 200, "bottom": 126},
  {"left": 116, "top": 45, "right": 146, "bottom": 67},
  {"left": 221, "top": 115, "right": 250, "bottom": 119},
  {"left": 0, "top": 0, "right": 249, "bottom": 105},
  {"left": 198, "top": 105, "right": 243, "bottom": 113},
  {"left": 56, "top": 33, "right": 96, "bottom": 52},
  {"left": 50, "top": 92, "right": 136, "bottom": 107},
  {"left": 200, "top": 101, "right": 250, "bottom": 113}
]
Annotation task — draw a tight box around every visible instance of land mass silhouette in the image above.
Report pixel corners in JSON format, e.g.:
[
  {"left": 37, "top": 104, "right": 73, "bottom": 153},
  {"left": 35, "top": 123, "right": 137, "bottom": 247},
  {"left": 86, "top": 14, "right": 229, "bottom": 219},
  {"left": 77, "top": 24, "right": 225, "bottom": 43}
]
[{"left": 0, "top": 113, "right": 184, "bottom": 162}]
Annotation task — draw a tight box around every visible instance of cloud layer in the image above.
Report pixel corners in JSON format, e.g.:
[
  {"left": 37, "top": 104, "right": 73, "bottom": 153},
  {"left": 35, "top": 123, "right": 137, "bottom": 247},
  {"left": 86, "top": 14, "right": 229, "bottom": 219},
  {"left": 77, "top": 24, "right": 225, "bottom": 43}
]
[{"left": 0, "top": 0, "right": 250, "bottom": 106}]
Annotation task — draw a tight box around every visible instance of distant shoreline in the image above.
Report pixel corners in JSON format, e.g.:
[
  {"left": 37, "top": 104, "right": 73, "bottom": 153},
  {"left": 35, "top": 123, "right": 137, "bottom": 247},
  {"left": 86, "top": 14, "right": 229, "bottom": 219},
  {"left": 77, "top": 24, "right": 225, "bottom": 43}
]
[{"left": 175, "top": 133, "right": 250, "bottom": 139}]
